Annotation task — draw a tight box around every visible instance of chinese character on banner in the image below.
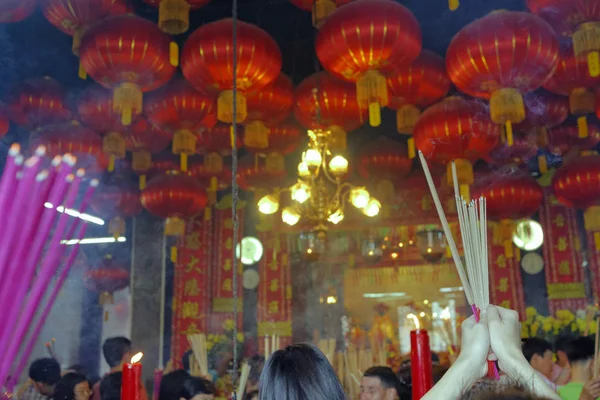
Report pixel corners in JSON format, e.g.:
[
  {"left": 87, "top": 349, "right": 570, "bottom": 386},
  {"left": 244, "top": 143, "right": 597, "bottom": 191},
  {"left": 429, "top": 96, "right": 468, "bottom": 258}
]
[
  {"left": 554, "top": 214, "right": 565, "bottom": 228},
  {"left": 269, "top": 279, "right": 280, "bottom": 292},
  {"left": 185, "top": 256, "right": 201, "bottom": 273},
  {"left": 496, "top": 254, "right": 506, "bottom": 269},
  {"left": 558, "top": 261, "right": 571, "bottom": 275},
  {"left": 557, "top": 237, "right": 568, "bottom": 252},
  {"left": 222, "top": 278, "right": 232, "bottom": 292},
  {"left": 223, "top": 258, "right": 232, "bottom": 271},
  {"left": 182, "top": 302, "right": 200, "bottom": 319},
  {"left": 268, "top": 301, "right": 280, "bottom": 314},
  {"left": 498, "top": 278, "right": 508, "bottom": 293},
  {"left": 185, "top": 232, "right": 201, "bottom": 250},
  {"left": 499, "top": 300, "right": 511, "bottom": 309},
  {"left": 184, "top": 279, "right": 200, "bottom": 296}
]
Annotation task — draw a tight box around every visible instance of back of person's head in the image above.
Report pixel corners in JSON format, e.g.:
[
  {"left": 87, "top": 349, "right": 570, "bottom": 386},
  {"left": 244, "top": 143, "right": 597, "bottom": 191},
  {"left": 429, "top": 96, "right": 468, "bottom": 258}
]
[
  {"left": 259, "top": 343, "right": 345, "bottom": 400},
  {"left": 103, "top": 337, "right": 132, "bottom": 368},
  {"left": 362, "top": 366, "right": 403, "bottom": 399},
  {"left": 29, "top": 358, "right": 61, "bottom": 386},
  {"left": 100, "top": 372, "right": 122, "bottom": 400},
  {"left": 180, "top": 376, "right": 216, "bottom": 399},
  {"left": 243, "top": 391, "right": 258, "bottom": 400},
  {"left": 460, "top": 381, "right": 554, "bottom": 400},
  {"left": 158, "top": 370, "right": 190, "bottom": 400},
  {"left": 564, "top": 336, "right": 595, "bottom": 365},
  {"left": 52, "top": 373, "right": 88, "bottom": 400},
  {"left": 522, "top": 338, "right": 552, "bottom": 363},
  {"left": 247, "top": 355, "right": 265, "bottom": 386}
]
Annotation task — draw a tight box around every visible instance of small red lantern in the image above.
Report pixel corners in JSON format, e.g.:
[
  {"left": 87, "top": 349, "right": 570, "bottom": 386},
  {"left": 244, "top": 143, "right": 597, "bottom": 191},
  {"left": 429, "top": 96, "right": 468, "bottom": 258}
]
[
  {"left": 181, "top": 19, "right": 282, "bottom": 124},
  {"left": 316, "top": 0, "right": 422, "bottom": 126},
  {"left": 413, "top": 97, "right": 501, "bottom": 200},
  {"left": 8, "top": 77, "right": 72, "bottom": 130},
  {"left": 246, "top": 122, "right": 302, "bottom": 156},
  {"left": 90, "top": 179, "right": 142, "bottom": 239},
  {"left": 84, "top": 256, "right": 130, "bottom": 305},
  {"left": 0, "top": 0, "right": 35, "bottom": 23},
  {"left": 489, "top": 134, "right": 538, "bottom": 169},
  {"left": 289, "top": 0, "right": 352, "bottom": 27},
  {"left": 446, "top": 11, "right": 559, "bottom": 146},
  {"left": 387, "top": 50, "right": 451, "bottom": 157},
  {"left": 143, "top": 0, "right": 212, "bottom": 34},
  {"left": 543, "top": 43, "right": 600, "bottom": 139},
  {"left": 79, "top": 15, "right": 177, "bottom": 126}
]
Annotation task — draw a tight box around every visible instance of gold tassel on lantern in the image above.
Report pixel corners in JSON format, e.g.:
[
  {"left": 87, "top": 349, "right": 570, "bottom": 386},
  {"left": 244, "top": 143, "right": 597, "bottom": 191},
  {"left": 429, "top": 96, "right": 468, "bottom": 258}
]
[
  {"left": 266, "top": 153, "right": 285, "bottom": 174},
  {"left": 449, "top": 0, "right": 459, "bottom": 11},
  {"left": 169, "top": 42, "right": 179, "bottom": 67},
  {"left": 498, "top": 220, "right": 516, "bottom": 258},
  {"left": 329, "top": 126, "right": 347, "bottom": 151},
  {"left": 312, "top": 0, "right": 336, "bottom": 28},
  {"left": 396, "top": 104, "right": 420, "bottom": 134},
  {"left": 103, "top": 132, "right": 126, "bottom": 172},
  {"left": 173, "top": 129, "right": 197, "bottom": 172},
  {"left": 113, "top": 83, "right": 143, "bottom": 126},
  {"left": 109, "top": 217, "right": 126, "bottom": 239},
  {"left": 356, "top": 70, "right": 388, "bottom": 127},
  {"left": 572, "top": 22, "right": 600, "bottom": 77},
  {"left": 535, "top": 126, "right": 549, "bottom": 147},
  {"left": 72, "top": 28, "right": 83, "bottom": 56},
  {"left": 569, "top": 88, "right": 595, "bottom": 138},
  {"left": 132, "top": 151, "right": 152, "bottom": 189},
  {"left": 244, "top": 121, "right": 269, "bottom": 149},
  {"left": 446, "top": 159, "right": 473, "bottom": 201},
  {"left": 158, "top": 0, "right": 190, "bottom": 35},
  {"left": 490, "top": 88, "right": 526, "bottom": 147},
  {"left": 584, "top": 206, "right": 600, "bottom": 250},
  {"left": 165, "top": 216, "right": 186, "bottom": 237},
  {"left": 218, "top": 90, "right": 247, "bottom": 124},
  {"left": 538, "top": 155, "right": 548, "bottom": 174},
  {"left": 99, "top": 292, "right": 114, "bottom": 306}
]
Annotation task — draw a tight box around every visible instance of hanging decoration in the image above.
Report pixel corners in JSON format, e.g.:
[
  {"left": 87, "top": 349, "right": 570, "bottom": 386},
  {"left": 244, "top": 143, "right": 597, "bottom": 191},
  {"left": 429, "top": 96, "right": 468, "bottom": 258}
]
[
  {"left": 316, "top": 0, "right": 422, "bottom": 126},
  {"left": 413, "top": 96, "right": 501, "bottom": 200},
  {"left": 246, "top": 122, "right": 302, "bottom": 156},
  {"left": 446, "top": 10, "right": 559, "bottom": 146},
  {"left": 181, "top": 18, "right": 282, "bottom": 124},
  {"left": 84, "top": 255, "right": 130, "bottom": 311},
  {"left": 79, "top": 15, "right": 177, "bottom": 126},
  {"left": 143, "top": 0, "right": 213, "bottom": 35},
  {"left": 387, "top": 50, "right": 451, "bottom": 158},
  {"left": 488, "top": 135, "right": 538, "bottom": 170},
  {"left": 0, "top": 0, "right": 35, "bottom": 22},
  {"left": 289, "top": 0, "right": 352, "bottom": 28},
  {"left": 545, "top": 123, "right": 600, "bottom": 158},
  {"left": 90, "top": 179, "right": 142, "bottom": 239}
]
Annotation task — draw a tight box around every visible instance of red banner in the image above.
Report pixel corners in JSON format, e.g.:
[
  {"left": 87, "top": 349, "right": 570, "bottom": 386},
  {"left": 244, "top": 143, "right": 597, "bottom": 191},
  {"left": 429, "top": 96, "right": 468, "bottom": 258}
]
[
  {"left": 539, "top": 192, "right": 587, "bottom": 313},
  {"left": 488, "top": 232, "right": 525, "bottom": 318},
  {"left": 257, "top": 232, "right": 292, "bottom": 353},
  {"left": 171, "top": 214, "right": 213, "bottom": 368},
  {"left": 209, "top": 196, "right": 245, "bottom": 332}
]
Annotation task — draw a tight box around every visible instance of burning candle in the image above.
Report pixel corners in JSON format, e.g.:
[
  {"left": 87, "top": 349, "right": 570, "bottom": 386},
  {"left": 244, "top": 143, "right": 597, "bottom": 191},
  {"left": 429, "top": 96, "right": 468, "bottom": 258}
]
[
  {"left": 408, "top": 314, "right": 433, "bottom": 400},
  {"left": 122, "top": 352, "right": 143, "bottom": 400}
]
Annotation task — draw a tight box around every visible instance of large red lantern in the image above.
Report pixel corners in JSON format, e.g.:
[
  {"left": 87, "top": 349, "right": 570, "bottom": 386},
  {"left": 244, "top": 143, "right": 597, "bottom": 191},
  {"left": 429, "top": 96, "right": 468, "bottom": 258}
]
[
  {"left": 0, "top": 0, "right": 35, "bottom": 23},
  {"left": 289, "top": 0, "right": 352, "bottom": 27},
  {"left": 237, "top": 156, "right": 287, "bottom": 193},
  {"left": 527, "top": 0, "right": 600, "bottom": 77},
  {"left": 187, "top": 157, "right": 232, "bottom": 206},
  {"left": 543, "top": 43, "right": 600, "bottom": 139},
  {"left": 8, "top": 77, "right": 72, "bottom": 131},
  {"left": 79, "top": 15, "right": 177, "bottom": 126},
  {"left": 546, "top": 123, "right": 600, "bottom": 157},
  {"left": 295, "top": 72, "right": 366, "bottom": 151},
  {"left": 84, "top": 256, "right": 130, "bottom": 305},
  {"left": 144, "top": 79, "right": 216, "bottom": 172},
  {"left": 181, "top": 19, "right": 282, "bottom": 124},
  {"left": 489, "top": 134, "right": 538, "bottom": 169},
  {"left": 473, "top": 173, "right": 543, "bottom": 257},
  {"left": 90, "top": 179, "right": 142, "bottom": 238},
  {"left": 42, "top": 0, "right": 130, "bottom": 78},
  {"left": 316, "top": 0, "right": 422, "bottom": 126},
  {"left": 552, "top": 152, "right": 600, "bottom": 247},
  {"left": 387, "top": 50, "right": 451, "bottom": 157},
  {"left": 413, "top": 97, "right": 501, "bottom": 200},
  {"left": 243, "top": 74, "right": 294, "bottom": 151},
  {"left": 142, "top": 0, "right": 212, "bottom": 35},
  {"left": 446, "top": 11, "right": 559, "bottom": 146},
  {"left": 245, "top": 122, "right": 302, "bottom": 155}
]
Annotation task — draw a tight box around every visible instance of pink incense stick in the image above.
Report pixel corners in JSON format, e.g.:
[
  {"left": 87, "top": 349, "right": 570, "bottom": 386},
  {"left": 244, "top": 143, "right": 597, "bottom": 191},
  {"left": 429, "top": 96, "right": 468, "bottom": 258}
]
[
  {"left": 152, "top": 369, "right": 163, "bottom": 400},
  {"left": 0, "top": 144, "right": 23, "bottom": 226},
  {"left": 0, "top": 171, "right": 83, "bottom": 384},
  {"left": 9, "top": 179, "right": 97, "bottom": 382}
]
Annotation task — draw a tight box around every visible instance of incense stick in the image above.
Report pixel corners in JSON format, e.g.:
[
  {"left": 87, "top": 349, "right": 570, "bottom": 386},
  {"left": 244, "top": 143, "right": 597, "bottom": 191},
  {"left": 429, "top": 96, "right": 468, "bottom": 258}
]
[
  {"left": 236, "top": 362, "right": 251, "bottom": 400},
  {"left": 595, "top": 318, "right": 600, "bottom": 377}
]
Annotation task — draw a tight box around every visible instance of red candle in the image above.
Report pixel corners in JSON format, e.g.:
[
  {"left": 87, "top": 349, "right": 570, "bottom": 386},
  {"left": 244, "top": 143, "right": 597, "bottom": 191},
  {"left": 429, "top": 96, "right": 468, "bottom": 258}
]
[
  {"left": 122, "top": 352, "right": 143, "bottom": 400},
  {"left": 410, "top": 328, "right": 433, "bottom": 400}
]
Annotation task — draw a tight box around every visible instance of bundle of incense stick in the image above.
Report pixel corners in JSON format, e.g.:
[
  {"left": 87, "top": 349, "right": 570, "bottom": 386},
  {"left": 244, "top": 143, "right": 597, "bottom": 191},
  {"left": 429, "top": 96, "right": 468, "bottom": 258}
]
[
  {"left": 235, "top": 362, "right": 251, "bottom": 400},
  {"left": 418, "top": 151, "right": 499, "bottom": 379},
  {"left": 0, "top": 145, "right": 97, "bottom": 391},
  {"left": 594, "top": 318, "right": 600, "bottom": 377},
  {"left": 318, "top": 338, "right": 336, "bottom": 365},
  {"left": 264, "top": 334, "right": 281, "bottom": 359},
  {"left": 187, "top": 334, "right": 208, "bottom": 376}
]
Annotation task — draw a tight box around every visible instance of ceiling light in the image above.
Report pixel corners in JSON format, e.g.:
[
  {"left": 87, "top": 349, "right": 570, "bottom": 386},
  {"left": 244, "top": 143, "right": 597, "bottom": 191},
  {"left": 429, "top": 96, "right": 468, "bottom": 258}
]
[
  {"left": 45, "top": 202, "right": 105, "bottom": 225},
  {"left": 61, "top": 236, "right": 126, "bottom": 245}
]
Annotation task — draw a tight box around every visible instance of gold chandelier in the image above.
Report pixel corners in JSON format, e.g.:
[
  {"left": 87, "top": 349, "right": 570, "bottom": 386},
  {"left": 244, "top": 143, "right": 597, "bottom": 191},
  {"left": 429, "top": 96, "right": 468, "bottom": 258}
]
[{"left": 257, "top": 128, "right": 381, "bottom": 235}]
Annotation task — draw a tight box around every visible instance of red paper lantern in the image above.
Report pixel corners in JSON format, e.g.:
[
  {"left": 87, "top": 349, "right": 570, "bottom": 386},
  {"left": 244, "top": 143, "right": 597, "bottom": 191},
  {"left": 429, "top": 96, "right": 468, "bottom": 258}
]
[
  {"left": 0, "top": 106, "right": 10, "bottom": 138},
  {"left": 446, "top": 11, "right": 559, "bottom": 145},
  {"left": 543, "top": 43, "right": 600, "bottom": 139},
  {"left": 42, "top": 0, "right": 130, "bottom": 78},
  {"left": 489, "top": 134, "right": 538, "bottom": 168},
  {"left": 237, "top": 156, "right": 287, "bottom": 193},
  {"left": 8, "top": 77, "right": 72, "bottom": 130},
  {"left": 142, "top": 0, "right": 212, "bottom": 34},
  {"left": 0, "top": 0, "right": 35, "bottom": 23},
  {"left": 244, "top": 74, "right": 294, "bottom": 151},
  {"left": 413, "top": 97, "right": 501, "bottom": 200},
  {"left": 141, "top": 172, "right": 208, "bottom": 237},
  {"left": 197, "top": 123, "right": 241, "bottom": 155},
  {"left": 181, "top": 19, "right": 282, "bottom": 124},
  {"left": 245, "top": 122, "right": 302, "bottom": 155},
  {"left": 187, "top": 158, "right": 232, "bottom": 189},
  {"left": 84, "top": 256, "right": 130, "bottom": 305},
  {"left": 144, "top": 79, "right": 216, "bottom": 171},
  {"left": 32, "top": 121, "right": 108, "bottom": 174},
  {"left": 527, "top": 0, "right": 600, "bottom": 77},
  {"left": 90, "top": 179, "right": 142, "bottom": 238},
  {"left": 546, "top": 123, "right": 600, "bottom": 156},
  {"left": 515, "top": 91, "right": 569, "bottom": 133},
  {"left": 79, "top": 15, "right": 177, "bottom": 126},
  {"left": 289, "top": 0, "right": 352, "bottom": 27},
  {"left": 316, "top": 0, "right": 422, "bottom": 126}
]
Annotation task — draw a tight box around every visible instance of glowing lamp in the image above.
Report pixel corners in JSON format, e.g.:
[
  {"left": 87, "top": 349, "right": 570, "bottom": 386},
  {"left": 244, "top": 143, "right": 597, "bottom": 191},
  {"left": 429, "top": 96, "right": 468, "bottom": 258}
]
[
  {"left": 328, "top": 155, "right": 348, "bottom": 176},
  {"left": 303, "top": 148, "right": 322, "bottom": 169},
  {"left": 291, "top": 182, "right": 311, "bottom": 204},
  {"left": 363, "top": 198, "right": 381, "bottom": 217},
  {"left": 258, "top": 194, "right": 279, "bottom": 215},
  {"left": 281, "top": 207, "right": 301, "bottom": 226},
  {"left": 350, "top": 187, "right": 370, "bottom": 209},
  {"left": 327, "top": 209, "right": 344, "bottom": 225},
  {"left": 298, "top": 161, "right": 310, "bottom": 178}
]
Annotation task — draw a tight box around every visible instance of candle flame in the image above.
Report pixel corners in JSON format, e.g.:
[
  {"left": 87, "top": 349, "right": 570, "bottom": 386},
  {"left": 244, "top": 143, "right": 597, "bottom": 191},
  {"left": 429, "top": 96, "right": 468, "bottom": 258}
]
[
  {"left": 407, "top": 313, "right": 420, "bottom": 330},
  {"left": 440, "top": 307, "right": 451, "bottom": 320},
  {"left": 131, "top": 352, "right": 143, "bottom": 363}
]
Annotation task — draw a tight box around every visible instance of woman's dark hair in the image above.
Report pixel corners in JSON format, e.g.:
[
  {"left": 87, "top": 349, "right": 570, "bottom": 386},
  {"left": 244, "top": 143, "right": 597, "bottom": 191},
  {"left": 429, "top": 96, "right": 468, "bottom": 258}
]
[
  {"left": 180, "top": 376, "right": 216, "bottom": 399},
  {"left": 259, "top": 343, "right": 346, "bottom": 400},
  {"left": 52, "top": 373, "right": 87, "bottom": 400},
  {"left": 100, "top": 372, "right": 122, "bottom": 400},
  {"left": 29, "top": 358, "right": 61, "bottom": 385},
  {"left": 460, "top": 380, "right": 553, "bottom": 400},
  {"left": 247, "top": 355, "right": 265, "bottom": 385},
  {"left": 158, "top": 370, "right": 190, "bottom": 400}
]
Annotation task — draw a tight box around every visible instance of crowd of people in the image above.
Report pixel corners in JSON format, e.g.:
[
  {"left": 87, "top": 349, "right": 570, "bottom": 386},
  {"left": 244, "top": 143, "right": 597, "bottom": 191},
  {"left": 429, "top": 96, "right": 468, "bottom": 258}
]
[{"left": 14, "top": 306, "right": 600, "bottom": 400}]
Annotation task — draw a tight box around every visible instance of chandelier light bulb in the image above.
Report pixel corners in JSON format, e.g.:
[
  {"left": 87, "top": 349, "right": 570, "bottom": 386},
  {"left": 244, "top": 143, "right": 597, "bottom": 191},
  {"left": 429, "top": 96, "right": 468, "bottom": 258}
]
[
  {"left": 328, "top": 155, "right": 348, "bottom": 176},
  {"left": 363, "top": 198, "right": 381, "bottom": 217},
  {"left": 303, "top": 148, "right": 322, "bottom": 169},
  {"left": 297, "top": 161, "right": 310, "bottom": 178},
  {"left": 350, "top": 187, "right": 370, "bottom": 209},
  {"left": 258, "top": 194, "right": 279, "bottom": 215},
  {"left": 327, "top": 209, "right": 345, "bottom": 225},
  {"left": 291, "top": 182, "right": 311, "bottom": 204},
  {"left": 281, "top": 207, "right": 301, "bottom": 226}
]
